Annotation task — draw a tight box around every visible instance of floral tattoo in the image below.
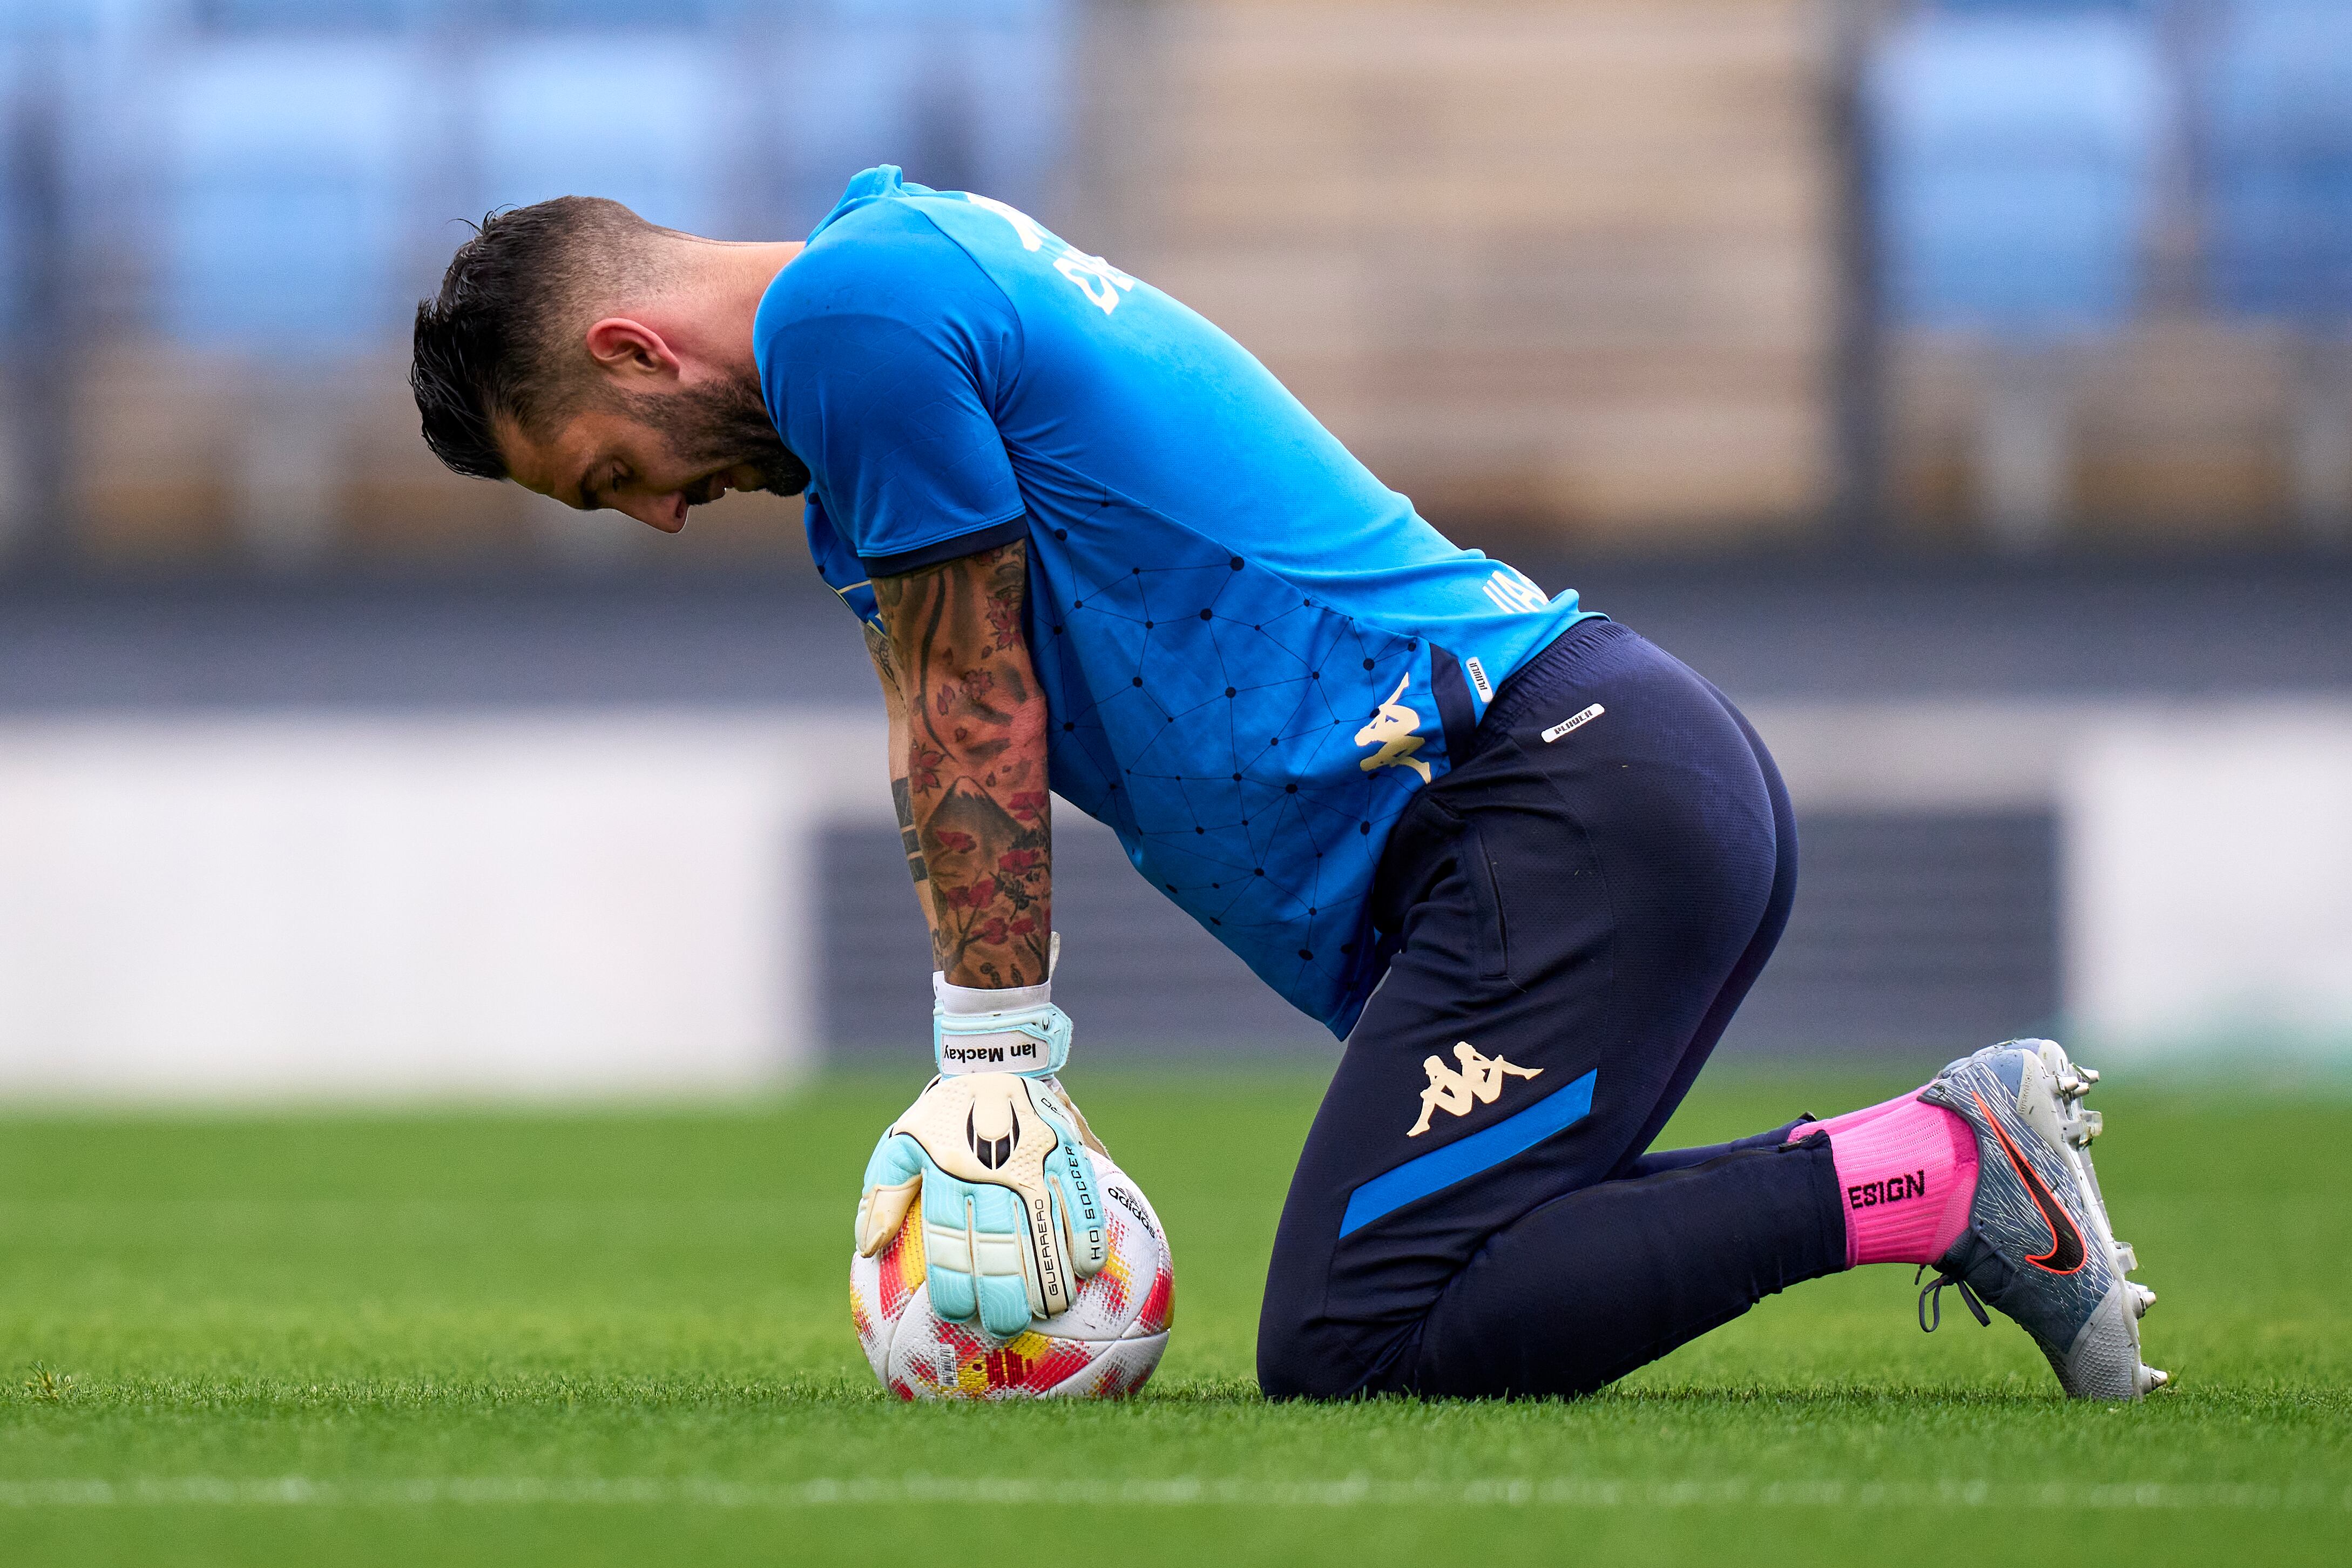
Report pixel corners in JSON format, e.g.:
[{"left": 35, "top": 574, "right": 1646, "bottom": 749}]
[{"left": 873, "top": 539, "right": 1050, "bottom": 986}]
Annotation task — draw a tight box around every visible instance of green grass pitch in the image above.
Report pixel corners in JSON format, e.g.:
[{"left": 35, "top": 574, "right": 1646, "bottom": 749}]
[{"left": 2, "top": 1066, "right": 2345, "bottom": 1565}]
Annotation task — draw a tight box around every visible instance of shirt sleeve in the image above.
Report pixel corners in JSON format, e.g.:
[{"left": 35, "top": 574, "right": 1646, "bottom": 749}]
[
  {"left": 801, "top": 493, "right": 881, "bottom": 630},
  {"left": 768, "top": 219, "right": 1028, "bottom": 577}
]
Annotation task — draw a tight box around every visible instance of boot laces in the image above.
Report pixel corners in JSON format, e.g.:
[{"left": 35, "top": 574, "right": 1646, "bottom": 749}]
[{"left": 1916, "top": 1264, "right": 1991, "bottom": 1333}]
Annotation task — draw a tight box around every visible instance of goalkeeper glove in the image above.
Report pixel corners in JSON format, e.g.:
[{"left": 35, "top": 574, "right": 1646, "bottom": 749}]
[{"left": 854, "top": 964, "right": 1106, "bottom": 1335}]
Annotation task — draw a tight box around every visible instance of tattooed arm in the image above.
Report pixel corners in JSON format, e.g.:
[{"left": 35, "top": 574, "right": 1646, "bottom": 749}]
[
  {"left": 870, "top": 538, "right": 1051, "bottom": 989},
  {"left": 855, "top": 538, "right": 1104, "bottom": 1333},
  {"left": 861, "top": 619, "right": 942, "bottom": 952}
]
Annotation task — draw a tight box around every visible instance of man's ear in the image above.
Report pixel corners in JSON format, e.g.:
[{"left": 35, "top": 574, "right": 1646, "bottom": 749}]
[{"left": 583, "top": 317, "right": 681, "bottom": 383}]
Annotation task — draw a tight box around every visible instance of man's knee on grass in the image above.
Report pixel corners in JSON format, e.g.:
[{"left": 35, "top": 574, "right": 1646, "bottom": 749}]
[{"left": 1255, "top": 1309, "right": 1402, "bottom": 1401}]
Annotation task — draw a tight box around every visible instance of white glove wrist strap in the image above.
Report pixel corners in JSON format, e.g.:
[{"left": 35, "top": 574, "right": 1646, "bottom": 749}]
[
  {"left": 934, "top": 996, "right": 1072, "bottom": 1076},
  {"left": 937, "top": 975, "right": 1052, "bottom": 1015},
  {"left": 931, "top": 932, "right": 1071, "bottom": 1076}
]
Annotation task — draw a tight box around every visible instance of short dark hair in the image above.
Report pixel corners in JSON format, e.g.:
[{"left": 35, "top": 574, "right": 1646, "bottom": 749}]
[{"left": 411, "top": 196, "right": 665, "bottom": 481}]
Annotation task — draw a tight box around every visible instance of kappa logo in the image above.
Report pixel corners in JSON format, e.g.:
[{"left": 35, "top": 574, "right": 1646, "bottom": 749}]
[
  {"left": 1355, "top": 674, "right": 1432, "bottom": 783},
  {"left": 1408, "top": 1042, "right": 1545, "bottom": 1137}
]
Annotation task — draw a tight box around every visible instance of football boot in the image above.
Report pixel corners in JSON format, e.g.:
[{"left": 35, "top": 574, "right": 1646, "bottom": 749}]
[{"left": 1916, "top": 1038, "right": 2166, "bottom": 1400}]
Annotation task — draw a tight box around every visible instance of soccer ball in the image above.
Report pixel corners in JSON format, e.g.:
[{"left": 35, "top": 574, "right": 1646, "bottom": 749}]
[{"left": 849, "top": 1151, "right": 1173, "bottom": 1400}]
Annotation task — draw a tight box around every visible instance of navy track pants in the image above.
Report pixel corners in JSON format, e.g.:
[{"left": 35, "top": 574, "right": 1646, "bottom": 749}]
[{"left": 1257, "top": 619, "right": 1846, "bottom": 1400}]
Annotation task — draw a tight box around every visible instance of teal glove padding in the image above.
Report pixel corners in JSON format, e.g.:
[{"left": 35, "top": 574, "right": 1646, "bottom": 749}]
[{"left": 855, "top": 1072, "right": 1107, "bottom": 1336}]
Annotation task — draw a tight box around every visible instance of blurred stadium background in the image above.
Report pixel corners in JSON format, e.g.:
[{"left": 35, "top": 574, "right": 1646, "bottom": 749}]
[{"left": 0, "top": 0, "right": 2346, "bottom": 1097}]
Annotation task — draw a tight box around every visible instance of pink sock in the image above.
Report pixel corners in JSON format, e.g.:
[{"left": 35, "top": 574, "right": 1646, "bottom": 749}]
[{"left": 1793, "top": 1091, "right": 1979, "bottom": 1269}]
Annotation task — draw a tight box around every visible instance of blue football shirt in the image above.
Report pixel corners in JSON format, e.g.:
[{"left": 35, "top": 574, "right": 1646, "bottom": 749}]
[{"left": 758, "top": 167, "right": 1598, "bottom": 1037}]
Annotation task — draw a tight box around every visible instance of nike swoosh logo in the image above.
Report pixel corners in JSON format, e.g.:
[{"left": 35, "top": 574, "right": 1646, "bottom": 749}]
[{"left": 1972, "top": 1089, "right": 2087, "bottom": 1274}]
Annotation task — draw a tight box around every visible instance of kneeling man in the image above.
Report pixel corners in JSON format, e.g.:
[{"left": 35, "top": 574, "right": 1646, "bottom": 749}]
[{"left": 410, "top": 168, "right": 2163, "bottom": 1400}]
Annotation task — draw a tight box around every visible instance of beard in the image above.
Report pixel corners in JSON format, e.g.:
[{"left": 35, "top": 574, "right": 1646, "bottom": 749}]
[{"left": 623, "top": 375, "right": 810, "bottom": 502}]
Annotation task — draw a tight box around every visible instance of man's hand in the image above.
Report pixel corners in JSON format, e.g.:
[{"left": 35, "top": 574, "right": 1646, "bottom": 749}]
[{"left": 855, "top": 1073, "right": 1107, "bottom": 1335}]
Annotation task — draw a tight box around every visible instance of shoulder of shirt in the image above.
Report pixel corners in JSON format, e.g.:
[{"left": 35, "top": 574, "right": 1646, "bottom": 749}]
[
  {"left": 762, "top": 198, "right": 1003, "bottom": 321},
  {"left": 755, "top": 198, "right": 1025, "bottom": 384}
]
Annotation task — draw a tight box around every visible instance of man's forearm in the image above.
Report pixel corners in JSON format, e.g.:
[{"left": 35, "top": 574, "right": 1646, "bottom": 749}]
[
  {"left": 862, "top": 621, "right": 935, "bottom": 907},
  {"left": 873, "top": 540, "right": 1051, "bottom": 989}
]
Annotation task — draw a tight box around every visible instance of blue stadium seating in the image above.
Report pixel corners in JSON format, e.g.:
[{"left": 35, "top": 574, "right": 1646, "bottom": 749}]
[
  {"left": 472, "top": 38, "right": 721, "bottom": 238},
  {"left": 1922, "top": 1, "right": 2150, "bottom": 14},
  {"left": 1871, "top": 11, "right": 2166, "bottom": 334},
  {"left": 0, "top": 0, "right": 101, "bottom": 36},
  {"left": 2204, "top": 1, "right": 2352, "bottom": 320},
  {"left": 198, "top": 0, "right": 424, "bottom": 29},
  {"left": 0, "top": 0, "right": 1046, "bottom": 352},
  {"left": 0, "top": 6, "right": 101, "bottom": 347},
  {"left": 161, "top": 43, "right": 410, "bottom": 349}
]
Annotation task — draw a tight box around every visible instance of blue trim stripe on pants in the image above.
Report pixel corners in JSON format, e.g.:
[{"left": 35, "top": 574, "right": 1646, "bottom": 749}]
[{"left": 1340, "top": 1070, "right": 1599, "bottom": 1238}]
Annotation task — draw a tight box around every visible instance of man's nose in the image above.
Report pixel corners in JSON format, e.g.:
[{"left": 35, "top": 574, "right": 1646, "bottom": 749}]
[{"left": 616, "top": 492, "right": 686, "bottom": 533}]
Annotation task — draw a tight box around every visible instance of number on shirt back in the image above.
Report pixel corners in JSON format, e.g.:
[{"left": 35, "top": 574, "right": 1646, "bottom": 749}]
[
  {"left": 1053, "top": 250, "right": 1136, "bottom": 315},
  {"left": 967, "top": 193, "right": 1137, "bottom": 317}
]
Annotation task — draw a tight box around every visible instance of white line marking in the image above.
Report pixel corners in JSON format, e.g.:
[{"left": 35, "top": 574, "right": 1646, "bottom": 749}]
[{"left": 0, "top": 1476, "right": 2341, "bottom": 1510}]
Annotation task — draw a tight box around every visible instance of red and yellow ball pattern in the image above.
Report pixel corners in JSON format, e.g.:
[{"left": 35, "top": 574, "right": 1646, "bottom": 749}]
[{"left": 849, "top": 1153, "right": 1173, "bottom": 1401}]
